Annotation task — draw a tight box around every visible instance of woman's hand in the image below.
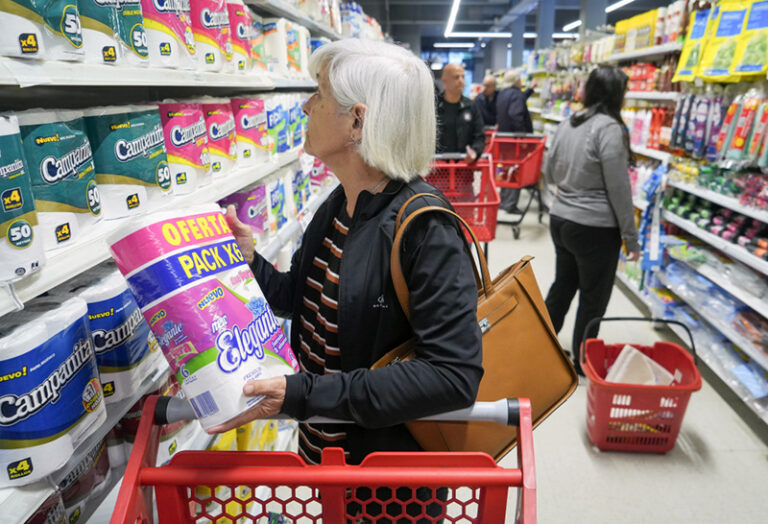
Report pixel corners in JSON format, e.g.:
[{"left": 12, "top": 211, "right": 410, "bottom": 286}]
[
  {"left": 225, "top": 205, "right": 255, "bottom": 265},
  {"left": 206, "top": 376, "right": 287, "bottom": 433},
  {"left": 626, "top": 250, "right": 641, "bottom": 262},
  {"left": 464, "top": 145, "right": 478, "bottom": 164}
]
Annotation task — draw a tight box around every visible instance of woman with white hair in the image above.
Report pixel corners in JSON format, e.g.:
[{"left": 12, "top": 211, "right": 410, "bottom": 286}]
[{"left": 218, "top": 39, "right": 483, "bottom": 473}]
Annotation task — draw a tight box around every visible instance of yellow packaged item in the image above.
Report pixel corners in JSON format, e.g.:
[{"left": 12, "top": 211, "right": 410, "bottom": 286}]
[
  {"left": 733, "top": 0, "right": 768, "bottom": 77},
  {"left": 236, "top": 421, "right": 260, "bottom": 451},
  {"left": 699, "top": 0, "right": 750, "bottom": 82},
  {"left": 208, "top": 428, "right": 238, "bottom": 451},
  {"left": 674, "top": 6, "right": 717, "bottom": 82},
  {"left": 635, "top": 9, "right": 658, "bottom": 50}
]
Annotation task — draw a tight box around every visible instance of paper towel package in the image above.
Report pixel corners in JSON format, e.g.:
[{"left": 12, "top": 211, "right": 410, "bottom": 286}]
[
  {"left": 249, "top": 11, "right": 267, "bottom": 71},
  {"left": 0, "top": 115, "right": 46, "bottom": 283},
  {"left": 266, "top": 95, "right": 288, "bottom": 155},
  {"left": 0, "top": 296, "right": 106, "bottom": 487},
  {"left": 108, "top": 206, "right": 299, "bottom": 430},
  {"left": 230, "top": 97, "right": 269, "bottom": 164},
  {"left": 226, "top": 0, "right": 251, "bottom": 73},
  {"left": 263, "top": 17, "right": 290, "bottom": 76},
  {"left": 158, "top": 102, "right": 211, "bottom": 194},
  {"left": 84, "top": 105, "right": 172, "bottom": 220},
  {"left": 296, "top": 24, "right": 310, "bottom": 77},
  {"left": 18, "top": 110, "right": 102, "bottom": 251},
  {"left": 78, "top": 0, "right": 149, "bottom": 65},
  {"left": 285, "top": 22, "right": 301, "bottom": 76},
  {"left": 201, "top": 99, "right": 238, "bottom": 177},
  {"left": 218, "top": 184, "right": 269, "bottom": 242},
  {"left": 140, "top": 0, "right": 196, "bottom": 69},
  {"left": 190, "top": 0, "right": 232, "bottom": 71},
  {"left": 0, "top": 0, "right": 84, "bottom": 60}
]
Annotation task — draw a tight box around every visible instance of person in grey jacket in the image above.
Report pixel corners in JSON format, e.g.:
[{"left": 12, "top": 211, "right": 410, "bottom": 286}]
[{"left": 542, "top": 66, "right": 640, "bottom": 375}]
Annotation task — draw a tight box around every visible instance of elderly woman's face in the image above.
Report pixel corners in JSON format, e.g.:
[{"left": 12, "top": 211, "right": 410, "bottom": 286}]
[{"left": 302, "top": 66, "right": 354, "bottom": 161}]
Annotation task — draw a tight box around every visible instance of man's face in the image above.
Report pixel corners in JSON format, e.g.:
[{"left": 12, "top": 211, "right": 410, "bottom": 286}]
[
  {"left": 483, "top": 79, "right": 495, "bottom": 97},
  {"left": 442, "top": 65, "right": 465, "bottom": 98}
]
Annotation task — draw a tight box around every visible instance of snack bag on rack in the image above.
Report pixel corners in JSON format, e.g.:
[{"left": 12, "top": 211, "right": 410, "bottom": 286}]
[
  {"left": 724, "top": 88, "right": 762, "bottom": 162},
  {"left": 716, "top": 94, "right": 745, "bottom": 160},
  {"left": 673, "top": 6, "right": 715, "bottom": 82},
  {"left": 732, "top": 0, "right": 768, "bottom": 78},
  {"left": 699, "top": 0, "right": 750, "bottom": 83}
]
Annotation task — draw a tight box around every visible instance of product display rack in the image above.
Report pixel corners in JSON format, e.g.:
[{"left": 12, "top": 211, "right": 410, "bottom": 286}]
[
  {"left": 632, "top": 146, "right": 672, "bottom": 164},
  {"left": 599, "top": 42, "right": 683, "bottom": 64},
  {"left": 246, "top": 0, "right": 342, "bottom": 41},
  {"left": 541, "top": 113, "right": 566, "bottom": 122},
  {"left": 624, "top": 91, "right": 681, "bottom": 101},
  {"left": 666, "top": 180, "right": 768, "bottom": 225}
]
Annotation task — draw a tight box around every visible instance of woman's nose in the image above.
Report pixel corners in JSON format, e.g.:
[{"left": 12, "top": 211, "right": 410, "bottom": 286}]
[{"left": 302, "top": 94, "right": 315, "bottom": 116}]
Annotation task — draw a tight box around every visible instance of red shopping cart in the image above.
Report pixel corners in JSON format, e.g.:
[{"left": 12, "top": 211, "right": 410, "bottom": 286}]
[
  {"left": 112, "top": 396, "right": 535, "bottom": 523},
  {"left": 580, "top": 317, "right": 702, "bottom": 454},
  {"left": 425, "top": 153, "right": 500, "bottom": 256},
  {"left": 488, "top": 133, "right": 546, "bottom": 239}
]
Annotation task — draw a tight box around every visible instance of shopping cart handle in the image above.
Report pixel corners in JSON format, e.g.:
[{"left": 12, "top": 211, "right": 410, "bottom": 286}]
[
  {"left": 154, "top": 397, "right": 524, "bottom": 427},
  {"left": 433, "top": 152, "right": 491, "bottom": 161}
]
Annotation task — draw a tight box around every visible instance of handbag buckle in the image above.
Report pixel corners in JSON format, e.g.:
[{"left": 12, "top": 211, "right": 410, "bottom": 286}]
[{"left": 479, "top": 318, "right": 491, "bottom": 334}]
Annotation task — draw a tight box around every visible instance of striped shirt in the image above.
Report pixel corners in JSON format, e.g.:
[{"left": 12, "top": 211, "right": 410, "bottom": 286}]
[{"left": 296, "top": 206, "right": 351, "bottom": 464}]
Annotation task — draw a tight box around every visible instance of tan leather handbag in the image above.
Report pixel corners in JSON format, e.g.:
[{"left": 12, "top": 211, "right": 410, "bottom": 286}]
[{"left": 372, "top": 194, "right": 578, "bottom": 462}]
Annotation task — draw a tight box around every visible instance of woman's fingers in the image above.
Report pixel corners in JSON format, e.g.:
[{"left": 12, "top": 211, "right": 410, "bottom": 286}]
[
  {"left": 205, "top": 377, "right": 287, "bottom": 434},
  {"left": 224, "top": 204, "right": 255, "bottom": 264},
  {"left": 225, "top": 204, "right": 249, "bottom": 235}
]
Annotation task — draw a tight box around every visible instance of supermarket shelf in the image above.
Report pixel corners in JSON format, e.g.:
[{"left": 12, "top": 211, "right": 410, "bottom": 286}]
[
  {"left": 657, "top": 272, "right": 768, "bottom": 372},
  {"left": 541, "top": 113, "right": 566, "bottom": 122},
  {"left": 246, "top": 0, "right": 342, "bottom": 40},
  {"left": 529, "top": 107, "right": 542, "bottom": 114},
  {"left": 663, "top": 211, "right": 768, "bottom": 277},
  {"left": 76, "top": 463, "right": 127, "bottom": 524},
  {"left": 632, "top": 146, "right": 671, "bottom": 163},
  {"left": 624, "top": 91, "right": 681, "bottom": 101},
  {"left": 0, "top": 57, "right": 276, "bottom": 89},
  {"left": 616, "top": 271, "right": 650, "bottom": 307},
  {"left": 272, "top": 76, "right": 318, "bottom": 89},
  {"left": 601, "top": 42, "right": 683, "bottom": 64},
  {"left": 0, "top": 150, "right": 301, "bottom": 318},
  {"left": 667, "top": 179, "right": 768, "bottom": 224}
]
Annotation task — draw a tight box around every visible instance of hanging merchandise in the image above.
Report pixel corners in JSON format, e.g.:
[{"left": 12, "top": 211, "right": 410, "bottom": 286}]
[
  {"left": 0, "top": 115, "right": 45, "bottom": 284},
  {"left": 158, "top": 101, "right": 212, "bottom": 195},
  {"left": 17, "top": 110, "right": 102, "bottom": 251},
  {"left": 230, "top": 97, "right": 270, "bottom": 164},
  {"left": 108, "top": 205, "right": 299, "bottom": 431},
  {"left": 674, "top": 5, "right": 715, "bottom": 82},
  {"left": 0, "top": 0, "right": 84, "bottom": 61},
  {"left": 140, "top": 0, "right": 196, "bottom": 70},
  {"left": 0, "top": 296, "right": 106, "bottom": 488},
  {"left": 201, "top": 98, "right": 238, "bottom": 176},
  {"left": 78, "top": 0, "right": 149, "bottom": 65},
  {"left": 699, "top": 0, "right": 749, "bottom": 82},
  {"left": 218, "top": 184, "right": 270, "bottom": 244},
  {"left": 225, "top": 0, "right": 251, "bottom": 72},
  {"left": 732, "top": 0, "right": 768, "bottom": 78},
  {"left": 248, "top": 10, "right": 267, "bottom": 71},
  {"left": 84, "top": 105, "right": 172, "bottom": 220},
  {"left": 190, "top": 0, "right": 232, "bottom": 71}
]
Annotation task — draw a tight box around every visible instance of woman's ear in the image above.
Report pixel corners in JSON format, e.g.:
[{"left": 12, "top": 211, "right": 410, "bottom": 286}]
[{"left": 352, "top": 103, "right": 367, "bottom": 129}]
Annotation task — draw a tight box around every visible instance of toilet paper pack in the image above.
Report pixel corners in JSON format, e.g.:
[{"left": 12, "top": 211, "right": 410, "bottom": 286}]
[
  {"left": 18, "top": 110, "right": 102, "bottom": 250},
  {"left": 226, "top": 0, "right": 251, "bottom": 73},
  {"left": 263, "top": 17, "right": 290, "bottom": 76},
  {"left": 158, "top": 102, "right": 211, "bottom": 194},
  {"left": 266, "top": 95, "right": 288, "bottom": 155},
  {"left": 201, "top": 100, "right": 238, "bottom": 177},
  {"left": 78, "top": 0, "right": 149, "bottom": 65},
  {"left": 140, "top": 0, "right": 196, "bottom": 69},
  {"left": 108, "top": 206, "right": 298, "bottom": 430},
  {"left": 267, "top": 176, "right": 287, "bottom": 232},
  {"left": 218, "top": 184, "right": 269, "bottom": 242},
  {"left": 287, "top": 96, "right": 303, "bottom": 149},
  {"left": 59, "top": 438, "right": 111, "bottom": 522},
  {"left": 230, "top": 97, "right": 269, "bottom": 164},
  {"left": 249, "top": 11, "right": 267, "bottom": 71},
  {"left": 84, "top": 105, "right": 171, "bottom": 219},
  {"left": 0, "top": 297, "right": 106, "bottom": 487},
  {"left": 0, "top": 115, "right": 45, "bottom": 283},
  {"left": 190, "top": 0, "right": 232, "bottom": 71},
  {"left": 0, "top": 0, "right": 84, "bottom": 61}
]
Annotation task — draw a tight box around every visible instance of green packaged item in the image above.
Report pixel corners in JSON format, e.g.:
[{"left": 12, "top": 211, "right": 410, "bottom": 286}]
[
  {"left": 673, "top": 7, "right": 714, "bottom": 82},
  {"left": 733, "top": 0, "right": 768, "bottom": 77},
  {"left": 699, "top": 1, "right": 750, "bottom": 82},
  {"left": 0, "top": 0, "right": 84, "bottom": 59},
  {"left": 78, "top": 0, "right": 149, "bottom": 65}
]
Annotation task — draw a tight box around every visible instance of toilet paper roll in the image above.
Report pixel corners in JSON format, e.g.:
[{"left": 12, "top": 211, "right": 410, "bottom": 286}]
[
  {"left": 281, "top": 167, "right": 296, "bottom": 219},
  {"left": 17, "top": 110, "right": 103, "bottom": 235},
  {"left": 140, "top": 0, "right": 196, "bottom": 70},
  {"left": 84, "top": 105, "right": 171, "bottom": 218},
  {"left": 287, "top": 96, "right": 303, "bottom": 150},
  {"left": 289, "top": 162, "right": 308, "bottom": 214},
  {"left": 78, "top": 0, "right": 149, "bottom": 66},
  {"left": 276, "top": 244, "right": 291, "bottom": 272},
  {"left": 218, "top": 184, "right": 268, "bottom": 241},
  {"left": 249, "top": 11, "right": 267, "bottom": 71},
  {"left": 265, "top": 95, "right": 288, "bottom": 155},
  {"left": 226, "top": 0, "right": 251, "bottom": 73},
  {"left": 263, "top": 18, "right": 290, "bottom": 76},
  {"left": 190, "top": 0, "right": 232, "bottom": 72},
  {"left": 230, "top": 97, "right": 269, "bottom": 165},
  {"left": 36, "top": 211, "right": 81, "bottom": 251},
  {"left": 201, "top": 98, "right": 238, "bottom": 177},
  {"left": 0, "top": 297, "right": 105, "bottom": 488},
  {"left": 106, "top": 428, "right": 126, "bottom": 467},
  {"left": 108, "top": 205, "right": 298, "bottom": 431},
  {"left": 266, "top": 175, "right": 287, "bottom": 232},
  {"left": 59, "top": 438, "right": 110, "bottom": 517},
  {"left": 0, "top": 115, "right": 46, "bottom": 282},
  {"left": 0, "top": 0, "right": 84, "bottom": 61},
  {"left": 158, "top": 102, "right": 211, "bottom": 194}
]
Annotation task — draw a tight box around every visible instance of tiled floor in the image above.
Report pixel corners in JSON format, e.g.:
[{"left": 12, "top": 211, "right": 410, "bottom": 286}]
[{"left": 493, "top": 205, "right": 768, "bottom": 523}]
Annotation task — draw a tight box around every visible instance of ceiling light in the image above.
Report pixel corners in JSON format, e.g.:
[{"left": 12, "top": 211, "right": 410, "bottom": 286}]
[
  {"left": 553, "top": 32, "right": 579, "bottom": 39},
  {"left": 481, "top": 42, "right": 487, "bottom": 48},
  {"left": 562, "top": 20, "right": 582, "bottom": 32},
  {"left": 507, "top": 43, "right": 512, "bottom": 48},
  {"left": 444, "top": 0, "right": 462, "bottom": 37},
  {"left": 523, "top": 32, "right": 537, "bottom": 38},
  {"left": 446, "top": 31, "right": 512, "bottom": 38},
  {"left": 606, "top": 0, "right": 637, "bottom": 13},
  {"left": 430, "top": 62, "right": 443, "bottom": 70},
  {"left": 434, "top": 42, "right": 475, "bottom": 48}
]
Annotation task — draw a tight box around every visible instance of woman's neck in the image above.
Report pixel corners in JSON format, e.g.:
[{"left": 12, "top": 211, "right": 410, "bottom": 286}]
[{"left": 325, "top": 153, "right": 389, "bottom": 217}]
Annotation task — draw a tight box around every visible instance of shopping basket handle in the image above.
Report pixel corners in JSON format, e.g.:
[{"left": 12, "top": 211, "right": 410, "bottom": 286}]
[
  {"left": 433, "top": 152, "right": 491, "bottom": 161},
  {"left": 154, "top": 397, "right": 525, "bottom": 427},
  {"left": 493, "top": 132, "right": 545, "bottom": 139}
]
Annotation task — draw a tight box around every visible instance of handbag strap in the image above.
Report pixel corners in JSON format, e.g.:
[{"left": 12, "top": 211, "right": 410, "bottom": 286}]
[
  {"left": 391, "top": 203, "right": 494, "bottom": 318},
  {"left": 395, "top": 193, "right": 451, "bottom": 232}
]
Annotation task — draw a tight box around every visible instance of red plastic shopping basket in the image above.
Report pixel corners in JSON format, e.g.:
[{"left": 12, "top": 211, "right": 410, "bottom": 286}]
[
  {"left": 425, "top": 154, "right": 500, "bottom": 243},
  {"left": 488, "top": 133, "right": 545, "bottom": 189},
  {"left": 111, "top": 396, "right": 536, "bottom": 523},
  {"left": 580, "top": 317, "right": 702, "bottom": 454}
]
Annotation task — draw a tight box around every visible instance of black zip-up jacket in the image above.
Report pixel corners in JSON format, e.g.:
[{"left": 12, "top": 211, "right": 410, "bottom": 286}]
[
  {"left": 436, "top": 94, "right": 486, "bottom": 158},
  {"left": 473, "top": 91, "right": 498, "bottom": 126},
  {"left": 496, "top": 86, "right": 534, "bottom": 133},
  {"left": 250, "top": 177, "right": 483, "bottom": 464}
]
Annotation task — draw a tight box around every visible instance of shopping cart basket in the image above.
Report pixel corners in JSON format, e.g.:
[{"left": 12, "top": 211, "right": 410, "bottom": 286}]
[
  {"left": 425, "top": 153, "right": 500, "bottom": 255},
  {"left": 580, "top": 317, "right": 702, "bottom": 454},
  {"left": 483, "top": 126, "right": 496, "bottom": 155},
  {"left": 112, "top": 396, "right": 535, "bottom": 523},
  {"left": 488, "top": 133, "right": 546, "bottom": 239}
]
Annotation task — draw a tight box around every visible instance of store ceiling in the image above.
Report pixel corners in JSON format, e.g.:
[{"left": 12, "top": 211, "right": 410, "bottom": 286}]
[{"left": 356, "top": 0, "right": 676, "bottom": 47}]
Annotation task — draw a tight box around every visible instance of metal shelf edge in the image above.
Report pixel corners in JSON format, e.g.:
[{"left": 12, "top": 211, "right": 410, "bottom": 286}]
[{"left": 667, "top": 180, "right": 768, "bottom": 224}]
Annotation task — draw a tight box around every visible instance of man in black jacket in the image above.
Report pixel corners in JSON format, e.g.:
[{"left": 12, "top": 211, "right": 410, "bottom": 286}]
[
  {"left": 436, "top": 63, "right": 485, "bottom": 163},
  {"left": 473, "top": 75, "right": 498, "bottom": 127}
]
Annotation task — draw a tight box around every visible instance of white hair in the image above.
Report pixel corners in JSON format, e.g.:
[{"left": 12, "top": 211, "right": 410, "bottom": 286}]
[
  {"left": 309, "top": 39, "right": 436, "bottom": 181},
  {"left": 502, "top": 71, "right": 521, "bottom": 88}
]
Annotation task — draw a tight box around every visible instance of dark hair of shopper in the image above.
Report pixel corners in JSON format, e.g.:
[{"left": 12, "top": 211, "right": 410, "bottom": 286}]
[{"left": 570, "top": 66, "right": 634, "bottom": 165}]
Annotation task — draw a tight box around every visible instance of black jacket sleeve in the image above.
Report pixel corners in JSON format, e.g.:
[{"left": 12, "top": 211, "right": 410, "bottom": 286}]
[
  {"left": 249, "top": 246, "right": 303, "bottom": 319},
  {"left": 473, "top": 94, "right": 492, "bottom": 126},
  {"left": 469, "top": 103, "right": 486, "bottom": 158},
  {"left": 281, "top": 212, "right": 484, "bottom": 428}
]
